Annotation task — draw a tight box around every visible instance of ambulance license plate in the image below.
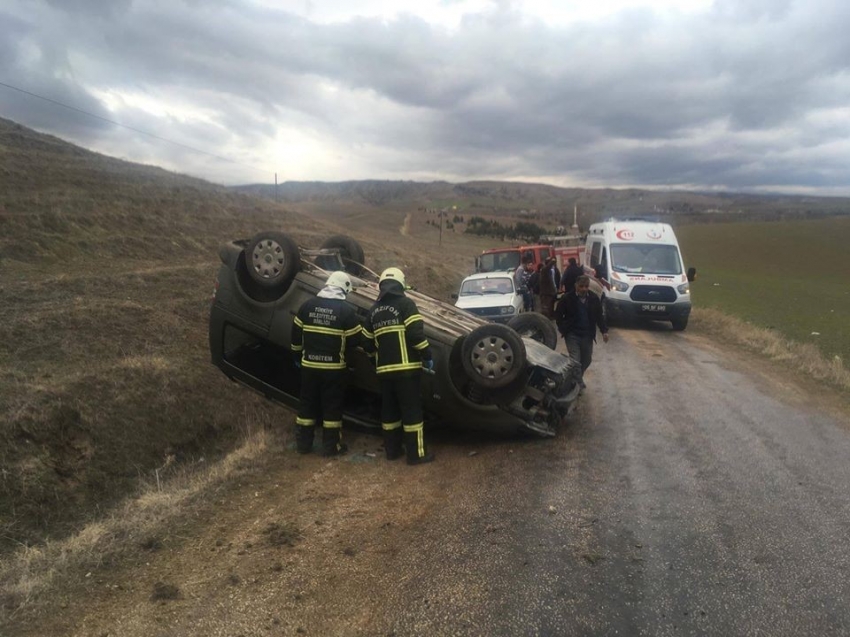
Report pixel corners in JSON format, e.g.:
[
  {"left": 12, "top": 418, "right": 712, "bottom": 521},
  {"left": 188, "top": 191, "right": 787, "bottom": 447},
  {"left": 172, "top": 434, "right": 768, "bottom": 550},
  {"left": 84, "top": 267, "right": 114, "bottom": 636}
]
[{"left": 640, "top": 304, "right": 666, "bottom": 313}]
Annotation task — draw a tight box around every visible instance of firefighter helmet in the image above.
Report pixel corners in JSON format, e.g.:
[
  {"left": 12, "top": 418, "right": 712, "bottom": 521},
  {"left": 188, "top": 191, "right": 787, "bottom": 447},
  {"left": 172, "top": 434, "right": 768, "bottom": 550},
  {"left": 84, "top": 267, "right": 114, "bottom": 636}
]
[
  {"left": 379, "top": 267, "right": 406, "bottom": 288},
  {"left": 325, "top": 271, "right": 352, "bottom": 294}
]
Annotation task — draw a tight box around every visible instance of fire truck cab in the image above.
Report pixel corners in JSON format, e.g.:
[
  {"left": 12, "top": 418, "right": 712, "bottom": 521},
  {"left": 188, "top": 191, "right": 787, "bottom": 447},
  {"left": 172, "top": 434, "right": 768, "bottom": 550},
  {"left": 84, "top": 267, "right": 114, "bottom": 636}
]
[{"left": 475, "top": 245, "right": 553, "bottom": 273}]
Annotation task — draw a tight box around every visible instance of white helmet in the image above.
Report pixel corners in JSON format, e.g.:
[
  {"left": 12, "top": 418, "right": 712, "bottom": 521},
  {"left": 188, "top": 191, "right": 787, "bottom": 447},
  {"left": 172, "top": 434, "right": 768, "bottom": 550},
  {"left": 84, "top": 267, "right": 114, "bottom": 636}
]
[
  {"left": 379, "top": 267, "right": 406, "bottom": 288},
  {"left": 325, "top": 271, "right": 352, "bottom": 294}
]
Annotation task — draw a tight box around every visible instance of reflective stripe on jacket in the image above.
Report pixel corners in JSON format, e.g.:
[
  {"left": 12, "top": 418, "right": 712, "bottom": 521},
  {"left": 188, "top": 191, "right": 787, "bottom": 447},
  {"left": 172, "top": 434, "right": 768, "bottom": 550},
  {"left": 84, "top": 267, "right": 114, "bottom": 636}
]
[
  {"left": 291, "top": 296, "right": 362, "bottom": 370},
  {"left": 363, "top": 291, "right": 431, "bottom": 375}
]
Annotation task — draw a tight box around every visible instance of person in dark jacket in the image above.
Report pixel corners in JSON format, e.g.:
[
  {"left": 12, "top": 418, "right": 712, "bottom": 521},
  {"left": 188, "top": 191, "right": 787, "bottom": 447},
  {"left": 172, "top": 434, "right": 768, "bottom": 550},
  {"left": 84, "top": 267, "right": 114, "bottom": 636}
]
[
  {"left": 539, "top": 257, "right": 559, "bottom": 318},
  {"left": 560, "top": 257, "right": 585, "bottom": 294},
  {"left": 363, "top": 267, "right": 435, "bottom": 465},
  {"left": 527, "top": 263, "right": 543, "bottom": 295},
  {"left": 291, "top": 271, "right": 362, "bottom": 456},
  {"left": 527, "top": 263, "right": 543, "bottom": 311},
  {"left": 554, "top": 275, "right": 609, "bottom": 389}
]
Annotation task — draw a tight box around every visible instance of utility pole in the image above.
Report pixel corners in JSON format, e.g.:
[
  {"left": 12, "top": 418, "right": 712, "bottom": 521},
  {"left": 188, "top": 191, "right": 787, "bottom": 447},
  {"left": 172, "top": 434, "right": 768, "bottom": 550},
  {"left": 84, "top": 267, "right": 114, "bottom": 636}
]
[{"left": 275, "top": 172, "right": 278, "bottom": 202}]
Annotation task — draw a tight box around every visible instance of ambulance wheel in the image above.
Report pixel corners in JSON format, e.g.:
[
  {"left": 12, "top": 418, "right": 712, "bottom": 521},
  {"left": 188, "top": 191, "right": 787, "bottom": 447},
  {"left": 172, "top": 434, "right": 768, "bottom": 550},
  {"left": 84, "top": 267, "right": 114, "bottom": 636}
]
[
  {"left": 671, "top": 316, "right": 689, "bottom": 331},
  {"left": 462, "top": 324, "right": 527, "bottom": 389}
]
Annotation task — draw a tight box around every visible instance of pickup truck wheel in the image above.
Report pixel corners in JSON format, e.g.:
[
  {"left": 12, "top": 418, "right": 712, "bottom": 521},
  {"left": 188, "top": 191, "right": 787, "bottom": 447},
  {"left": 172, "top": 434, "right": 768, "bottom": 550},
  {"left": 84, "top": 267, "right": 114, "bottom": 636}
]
[
  {"left": 461, "top": 324, "right": 527, "bottom": 389},
  {"left": 246, "top": 231, "right": 300, "bottom": 291},
  {"left": 507, "top": 312, "right": 558, "bottom": 350},
  {"left": 316, "top": 235, "right": 366, "bottom": 275}
]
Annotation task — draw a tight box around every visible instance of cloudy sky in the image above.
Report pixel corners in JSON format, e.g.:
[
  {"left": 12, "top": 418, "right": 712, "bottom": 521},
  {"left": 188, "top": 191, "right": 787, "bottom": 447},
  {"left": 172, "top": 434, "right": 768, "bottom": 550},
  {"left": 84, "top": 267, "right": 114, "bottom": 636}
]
[{"left": 3, "top": 0, "right": 850, "bottom": 194}]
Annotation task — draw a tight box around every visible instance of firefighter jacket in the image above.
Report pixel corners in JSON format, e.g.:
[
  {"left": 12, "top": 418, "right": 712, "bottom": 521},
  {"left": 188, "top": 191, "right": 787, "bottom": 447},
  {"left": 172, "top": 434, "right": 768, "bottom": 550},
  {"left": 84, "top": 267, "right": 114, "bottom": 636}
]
[
  {"left": 291, "top": 295, "right": 362, "bottom": 370},
  {"left": 363, "top": 286, "right": 432, "bottom": 375}
]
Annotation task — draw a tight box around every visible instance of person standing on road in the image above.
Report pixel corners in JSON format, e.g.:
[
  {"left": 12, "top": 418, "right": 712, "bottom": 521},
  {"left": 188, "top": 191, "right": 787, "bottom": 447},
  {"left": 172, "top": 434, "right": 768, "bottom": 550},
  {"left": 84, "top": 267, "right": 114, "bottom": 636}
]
[
  {"left": 561, "top": 257, "right": 584, "bottom": 294},
  {"left": 554, "top": 275, "right": 609, "bottom": 390},
  {"left": 291, "top": 271, "right": 363, "bottom": 456},
  {"left": 539, "top": 257, "right": 558, "bottom": 319},
  {"left": 514, "top": 258, "right": 534, "bottom": 312},
  {"left": 527, "top": 263, "right": 543, "bottom": 312},
  {"left": 363, "top": 267, "right": 435, "bottom": 465}
]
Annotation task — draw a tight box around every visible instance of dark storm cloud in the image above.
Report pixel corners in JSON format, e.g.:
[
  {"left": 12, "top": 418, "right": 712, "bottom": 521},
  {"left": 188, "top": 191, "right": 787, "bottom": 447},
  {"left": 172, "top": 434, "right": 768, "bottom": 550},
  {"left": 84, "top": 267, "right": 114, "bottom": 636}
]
[
  {"left": 1, "top": 6, "right": 118, "bottom": 139},
  {"left": 2, "top": 0, "right": 850, "bottom": 192}
]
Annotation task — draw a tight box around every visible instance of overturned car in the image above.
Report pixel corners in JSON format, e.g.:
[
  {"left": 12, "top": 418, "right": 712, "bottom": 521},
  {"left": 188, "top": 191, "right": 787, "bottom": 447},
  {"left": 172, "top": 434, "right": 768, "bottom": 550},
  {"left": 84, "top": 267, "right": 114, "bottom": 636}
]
[{"left": 209, "top": 231, "right": 582, "bottom": 437}]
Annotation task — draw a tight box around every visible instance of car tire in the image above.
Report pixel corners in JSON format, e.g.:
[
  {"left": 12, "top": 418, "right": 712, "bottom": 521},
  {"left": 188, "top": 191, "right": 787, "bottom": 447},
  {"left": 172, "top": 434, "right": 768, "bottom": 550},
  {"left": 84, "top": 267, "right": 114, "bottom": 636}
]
[
  {"left": 507, "top": 312, "right": 558, "bottom": 350},
  {"left": 246, "top": 231, "right": 300, "bottom": 292},
  {"left": 671, "top": 316, "right": 688, "bottom": 331},
  {"left": 461, "top": 323, "right": 527, "bottom": 389},
  {"left": 316, "top": 235, "right": 365, "bottom": 275}
]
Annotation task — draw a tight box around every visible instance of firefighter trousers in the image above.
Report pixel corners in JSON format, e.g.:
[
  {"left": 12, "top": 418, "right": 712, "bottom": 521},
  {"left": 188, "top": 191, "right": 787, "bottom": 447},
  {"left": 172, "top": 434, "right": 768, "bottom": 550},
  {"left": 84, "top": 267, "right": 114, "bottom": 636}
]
[
  {"left": 295, "top": 368, "right": 347, "bottom": 455},
  {"left": 379, "top": 373, "right": 428, "bottom": 462}
]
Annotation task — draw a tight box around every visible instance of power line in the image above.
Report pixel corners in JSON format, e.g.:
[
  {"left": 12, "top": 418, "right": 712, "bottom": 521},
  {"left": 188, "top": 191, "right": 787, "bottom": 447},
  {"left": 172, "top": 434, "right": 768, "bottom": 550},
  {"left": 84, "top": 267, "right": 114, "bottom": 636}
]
[{"left": 0, "top": 80, "right": 267, "bottom": 174}]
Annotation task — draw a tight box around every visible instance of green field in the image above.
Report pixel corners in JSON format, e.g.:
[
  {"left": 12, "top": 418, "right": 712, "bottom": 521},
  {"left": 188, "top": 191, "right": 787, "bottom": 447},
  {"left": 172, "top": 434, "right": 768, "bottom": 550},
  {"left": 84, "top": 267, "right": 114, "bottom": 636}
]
[{"left": 676, "top": 217, "right": 850, "bottom": 363}]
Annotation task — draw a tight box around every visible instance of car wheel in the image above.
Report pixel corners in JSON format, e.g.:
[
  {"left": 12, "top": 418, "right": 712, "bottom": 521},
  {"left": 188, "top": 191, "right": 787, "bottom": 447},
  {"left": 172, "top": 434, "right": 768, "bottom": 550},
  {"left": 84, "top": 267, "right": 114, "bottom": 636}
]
[
  {"left": 461, "top": 324, "right": 527, "bottom": 389},
  {"left": 671, "top": 316, "right": 688, "bottom": 331},
  {"left": 507, "top": 312, "right": 558, "bottom": 350},
  {"left": 246, "top": 231, "right": 300, "bottom": 291},
  {"left": 316, "top": 235, "right": 366, "bottom": 275}
]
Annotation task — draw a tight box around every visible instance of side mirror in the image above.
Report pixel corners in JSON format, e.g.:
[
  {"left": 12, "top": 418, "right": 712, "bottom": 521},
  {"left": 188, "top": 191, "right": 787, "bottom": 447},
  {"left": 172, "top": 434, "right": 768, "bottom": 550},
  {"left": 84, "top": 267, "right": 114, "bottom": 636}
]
[
  {"left": 451, "top": 293, "right": 458, "bottom": 300},
  {"left": 687, "top": 267, "right": 697, "bottom": 282}
]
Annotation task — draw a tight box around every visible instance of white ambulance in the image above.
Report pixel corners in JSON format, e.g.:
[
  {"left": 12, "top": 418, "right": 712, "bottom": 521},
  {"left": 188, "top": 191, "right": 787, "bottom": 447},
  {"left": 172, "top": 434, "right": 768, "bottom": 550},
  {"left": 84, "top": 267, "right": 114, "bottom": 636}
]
[{"left": 584, "top": 219, "right": 695, "bottom": 330}]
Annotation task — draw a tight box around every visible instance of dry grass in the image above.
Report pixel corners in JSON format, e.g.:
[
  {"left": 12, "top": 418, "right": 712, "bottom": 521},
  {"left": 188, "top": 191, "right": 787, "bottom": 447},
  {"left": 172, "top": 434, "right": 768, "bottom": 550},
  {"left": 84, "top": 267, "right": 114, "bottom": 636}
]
[
  {"left": 0, "top": 411, "right": 274, "bottom": 619},
  {"left": 690, "top": 307, "right": 849, "bottom": 394},
  {"left": 0, "top": 118, "right": 334, "bottom": 552},
  {"left": 0, "top": 115, "right": 493, "bottom": 558}
]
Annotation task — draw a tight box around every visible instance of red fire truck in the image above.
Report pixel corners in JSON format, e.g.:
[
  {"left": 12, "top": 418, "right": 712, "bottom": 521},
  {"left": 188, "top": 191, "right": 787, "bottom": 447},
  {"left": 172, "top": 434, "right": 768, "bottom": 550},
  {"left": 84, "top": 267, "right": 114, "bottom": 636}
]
[{"left": 474, "top": 235, "right": 584, "bottom": 274}]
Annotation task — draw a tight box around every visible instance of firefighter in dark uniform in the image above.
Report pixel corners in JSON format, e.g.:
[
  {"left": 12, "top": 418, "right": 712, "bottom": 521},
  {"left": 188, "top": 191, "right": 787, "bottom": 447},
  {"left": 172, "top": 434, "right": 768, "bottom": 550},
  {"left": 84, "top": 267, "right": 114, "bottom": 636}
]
[
  {"left": 291, "top": 271, "right": 362, "bottom": 456},
  {"left": 363, "top": 267, "right": 435, "bottom": 465}
]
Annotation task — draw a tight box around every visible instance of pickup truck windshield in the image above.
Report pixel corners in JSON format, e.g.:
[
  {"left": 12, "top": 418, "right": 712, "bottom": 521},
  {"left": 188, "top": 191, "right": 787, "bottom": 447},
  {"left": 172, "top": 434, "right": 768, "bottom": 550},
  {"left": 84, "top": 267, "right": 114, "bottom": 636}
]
[
  {"left": 610, "top": 243, "right": 682, "bottom": 275},
  {"left": 460, "top": 277, "right": 515, "bottom": 296}
]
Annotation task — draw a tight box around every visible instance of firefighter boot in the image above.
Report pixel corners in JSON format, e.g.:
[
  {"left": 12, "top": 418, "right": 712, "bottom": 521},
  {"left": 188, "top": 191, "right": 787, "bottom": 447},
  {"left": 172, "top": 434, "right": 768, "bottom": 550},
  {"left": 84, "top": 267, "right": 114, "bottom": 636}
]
[
  {"left": 404, "top": 425, "right": 434, "bottom": 465},
  {"left": 322, "top": 425, "right": 348, "bottom": 457},
  {"left": 383, "top": 426, "right": 404, "bottom": 461},
  {"left": 294, "top": 422, "right": 315, "bottom": 454}
]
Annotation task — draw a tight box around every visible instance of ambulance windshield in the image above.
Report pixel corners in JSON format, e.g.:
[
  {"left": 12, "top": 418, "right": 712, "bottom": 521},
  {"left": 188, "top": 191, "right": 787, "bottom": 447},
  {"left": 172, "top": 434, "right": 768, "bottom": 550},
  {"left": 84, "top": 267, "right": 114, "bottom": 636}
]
[{"left": 610, "top": 244, "right": 682, "bottom": 275}]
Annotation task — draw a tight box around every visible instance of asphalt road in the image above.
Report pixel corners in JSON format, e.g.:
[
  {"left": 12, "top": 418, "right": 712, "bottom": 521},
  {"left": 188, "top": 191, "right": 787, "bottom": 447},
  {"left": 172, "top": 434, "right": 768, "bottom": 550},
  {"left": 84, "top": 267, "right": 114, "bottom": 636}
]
[
  {"left": 381, "top": 324, "right": 850, "bottom": 636},
  {"left": 13, "top": 324, "right": 850, "bottom": 637}
]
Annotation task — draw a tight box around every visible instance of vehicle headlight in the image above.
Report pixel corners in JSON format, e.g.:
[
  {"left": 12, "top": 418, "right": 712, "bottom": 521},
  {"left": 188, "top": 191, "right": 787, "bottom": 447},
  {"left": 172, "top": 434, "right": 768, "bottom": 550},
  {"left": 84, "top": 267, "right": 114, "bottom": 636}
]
[
  {"left": 501, "top": 306, "right": 516, "bottom": 314},
  {"left": 612, "top": 280, "right": 629, "bottom": 292},
  {"left": 677, "top": 283, "right": 690, "bottom": 294}
]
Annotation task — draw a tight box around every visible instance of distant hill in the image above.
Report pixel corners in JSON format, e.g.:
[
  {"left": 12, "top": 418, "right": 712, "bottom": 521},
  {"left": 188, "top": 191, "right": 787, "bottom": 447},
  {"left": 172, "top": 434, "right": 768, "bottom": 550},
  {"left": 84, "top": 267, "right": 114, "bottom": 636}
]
[{"left": 232, "top": 178, "right": 850, "bottom": 229}]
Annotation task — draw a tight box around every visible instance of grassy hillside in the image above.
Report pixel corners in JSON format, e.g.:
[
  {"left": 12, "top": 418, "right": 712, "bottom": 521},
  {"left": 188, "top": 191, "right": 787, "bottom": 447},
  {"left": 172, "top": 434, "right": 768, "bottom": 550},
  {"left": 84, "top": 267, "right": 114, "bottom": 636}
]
[
  {"left": 0, "top": 118, "right": 499, "bottom": 551},
  {"left": 677, "top": 217, "right": 850, "bottom": 364}
]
